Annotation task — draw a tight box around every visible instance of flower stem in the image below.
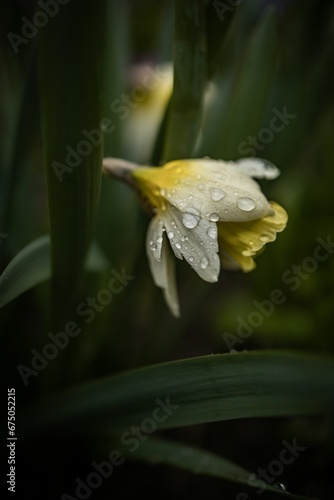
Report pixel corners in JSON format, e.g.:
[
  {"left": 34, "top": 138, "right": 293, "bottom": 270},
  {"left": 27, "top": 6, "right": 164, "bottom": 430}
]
[{"left": 163, "top": 0, "right": 207, "bottom": 162}]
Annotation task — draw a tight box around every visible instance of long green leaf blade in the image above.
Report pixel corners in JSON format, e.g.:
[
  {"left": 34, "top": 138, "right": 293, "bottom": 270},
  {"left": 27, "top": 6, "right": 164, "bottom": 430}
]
[
  {"left": 0, "top": 235, "right": 109, "bottom": 310},
  {"left": 118, "top": 436, "right": 310, "bottom": 499},
  {"left": 20, "top": 351, "right": 334, "bottom": 435},
  {"left": 39, "top": 1, "right": 104, "bottom": 321},
  {"left": 163, "top": 0, "right": 207, "bottom": 160},
  {"left": 197, "top": 6, "right": 277, "bottom": 159}
]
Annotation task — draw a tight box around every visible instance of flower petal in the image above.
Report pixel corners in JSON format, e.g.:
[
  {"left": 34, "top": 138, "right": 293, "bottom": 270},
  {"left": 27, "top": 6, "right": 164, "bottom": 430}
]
[
  {"left": 133, "top": 159, "right": 274, "bottom": 223},
  {"left": 234, "top": 158, "right": 281, "bottom": 180},
  {"left": 146, "top": 220, "right": 180, "bottom": 317},
  {"left": 218, "top": 201, "right": 288, "bottom": 272},
  {"left": 162, "top": 203, "right": 220, "bottom": 283},
  {"left": 146, "top": 215, "right": 164, "bottom": 262}
]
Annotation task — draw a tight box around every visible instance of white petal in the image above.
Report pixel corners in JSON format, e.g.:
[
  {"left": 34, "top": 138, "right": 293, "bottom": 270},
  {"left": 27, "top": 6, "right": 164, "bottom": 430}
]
[
  {"left": 163, "top": 203, "right": 220, "bottom": 283},
  {"left": 146, "top": 215, "right": 164, "bottom": 262},
  {"left": 233, "top": 158, "right": 281, "bottom": 180},
  {"left": 165, "top": 159, "right": 273, "bottom": 223},
  {"left": 146, "top": 233, "right": 180, "bottom": 317},
  {"left": 161, "top": 239, "right": 180, "bottom": 317}
]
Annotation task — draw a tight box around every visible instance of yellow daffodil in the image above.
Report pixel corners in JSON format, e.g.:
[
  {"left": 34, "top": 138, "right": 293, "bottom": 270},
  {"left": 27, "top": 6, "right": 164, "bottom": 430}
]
[{"left": 103, "top": 157, "right": 288, "bottom": 317}]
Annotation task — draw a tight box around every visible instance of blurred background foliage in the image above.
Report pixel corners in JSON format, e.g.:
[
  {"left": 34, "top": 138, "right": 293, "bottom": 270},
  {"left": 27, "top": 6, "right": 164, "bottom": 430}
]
[{"left": 1, "top": 0, "right": 334, "bottom": 498}]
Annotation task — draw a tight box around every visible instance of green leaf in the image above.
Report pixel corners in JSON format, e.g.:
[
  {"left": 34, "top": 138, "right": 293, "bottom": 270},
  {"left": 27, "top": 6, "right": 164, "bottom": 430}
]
[
  {"left": 20, "top": 351, "right": 334, "bottom": 435},
  {"left": 197, "top": 5, "right": 277, "bottom": 159},
  {"left": 39, "top": 0, "right": 105, "bottom": 322},
  {"left": 163, "top": 0, "right": 207, "bottom": 161},
  {"left": 117, "top": 436, "right": 310, "bottom": 499},
  {"left": 0, "top": 235, "right": 109, "bottom": 310}
]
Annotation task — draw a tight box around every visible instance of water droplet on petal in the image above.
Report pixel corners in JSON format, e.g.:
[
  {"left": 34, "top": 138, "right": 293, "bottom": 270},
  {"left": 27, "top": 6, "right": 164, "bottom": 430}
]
[
  {"left": 209, "top": 212, "right": 219, "bottom": 222},
  {"left": 237, "top": 197, "right": 256, "bottom": 211},
  {"left": 188, "top": 194, "right": 193, "bottom": 200},
  {"left": 189, "top": 256, "right": 194, "bottom": 262},
  {"left": 197, "top": 183, "right": 205, "bottom": 191},
  {"left": 168, "top": 231, "right": 174, "bottom": 239},
  {"left": 182, "top": 213, "right": 199, "bottom": 229},
  {"left": 200, "top": 257, "right": 209, "bottom": 269},
  {"left": 209, "top": 187, "right": 226, "bottom": 202},
  {"left": 207, "top": 226, "right": 217, "bottom": 240},
  {"left": 150, "top": 243, "right": 157, "bottom": 252},
  {"left": 260, "top": 233, "right": 271, "bottom": 243},
  {"left": 175, "top": 243, "right": 182, "bottom": 249},
  {"left": 157, "top": 236, "right": 163, "bottom": 244}
]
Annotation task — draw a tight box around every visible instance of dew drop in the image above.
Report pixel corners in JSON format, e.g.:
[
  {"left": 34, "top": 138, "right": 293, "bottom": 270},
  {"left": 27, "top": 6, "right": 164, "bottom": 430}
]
[
  {"left": 209, "top": 212, "right": 219, "bottom": 222},
  {"left": 207, "top": 226, "right": 217, "bottom": 240},
  {"left": 182, "top": 213, "right": 199, "bottom": 229},
  {"left": 237, "top": 197, "right": 256, "bottom": 211},
  {"left": 200, "top": 257, "right": 209, "bottom": 269},
  {"left": 189, "top": 256, "right": 194, "bottom": 262},
  {"left": 197, "top": 183, "right": 205, "bottom": 191},
  {"left": 150, "top": 243, "right": 157, "bottom": 252},
  {"left": 175, "top": 243, "right": 182, "bottom": 250},
  {"left": 209, "top": 187, "right": 226, "bottom": 202},
  {"left": 188, "top": 194, "right": 193, "bottom": 200},
  {"left": 274, "top": 483, "right": 287, "bottom": 492},
  {"left": 260, "top": 233, "right": 271, "bottom": 243},
  {"left": 168, "top": 231, "right": 174, "bottom": 239},
  {"left": 157, "top": 236, "right": 163, "bottom": 244}
]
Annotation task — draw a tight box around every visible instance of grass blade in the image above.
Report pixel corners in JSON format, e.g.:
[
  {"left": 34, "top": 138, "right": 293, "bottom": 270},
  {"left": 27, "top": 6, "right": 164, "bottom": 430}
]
[
  {"left": 20, "top": 351, "right": 334, "bottom": 435},
  {"left": 163, "top": 0, "right": 207, "bottom": 160},
  {"left": 39, "top": 1, "right": 104, "bottom": 322},
  {"left": 117, "top": 436, "right": 310, "bottom": 499},
  {"left": 0, "top": 235, "right": 109, "bottom": 310}
]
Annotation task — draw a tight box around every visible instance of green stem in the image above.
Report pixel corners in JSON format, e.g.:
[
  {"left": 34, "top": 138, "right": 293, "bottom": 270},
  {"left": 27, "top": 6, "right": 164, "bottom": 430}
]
[
  {"left": 39, "top": 1, "right": 104, "bottom": 328},
  {"left": 163, "top": 0, "right": 207, "bottom": 162}
]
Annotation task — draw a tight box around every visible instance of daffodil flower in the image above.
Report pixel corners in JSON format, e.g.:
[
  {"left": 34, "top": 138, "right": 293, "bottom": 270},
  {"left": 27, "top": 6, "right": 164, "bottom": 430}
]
[{"left": 103, "top": 157, "right": 288, "bottom": 317}]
